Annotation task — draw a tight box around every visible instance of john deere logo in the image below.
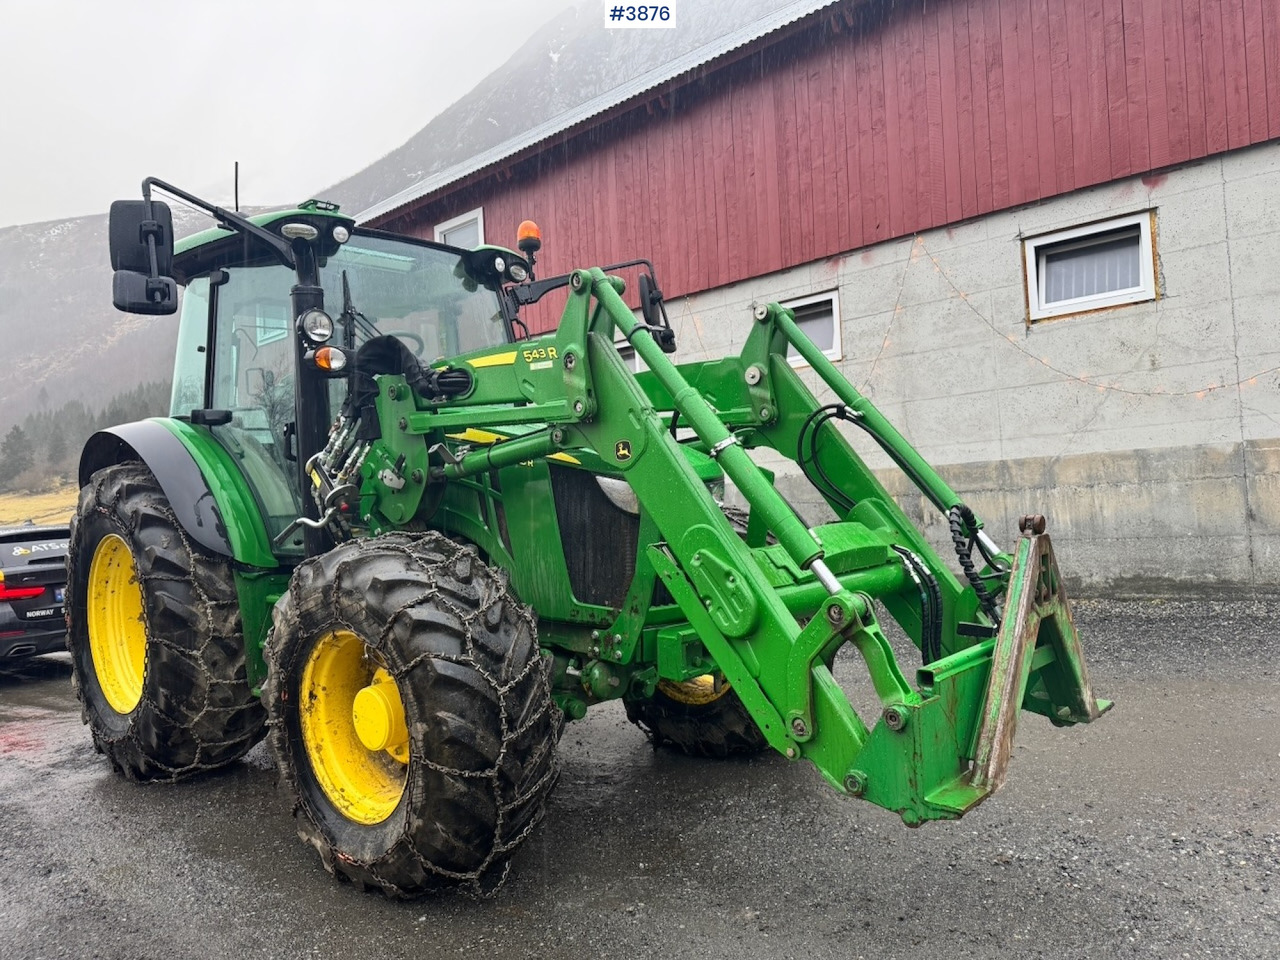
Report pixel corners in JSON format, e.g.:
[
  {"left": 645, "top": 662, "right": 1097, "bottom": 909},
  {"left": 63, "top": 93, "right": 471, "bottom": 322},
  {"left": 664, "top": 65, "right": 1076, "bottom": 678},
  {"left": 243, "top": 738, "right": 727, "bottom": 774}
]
[{"left": 614, "top": 439, "right": 632, "bottom": 462}]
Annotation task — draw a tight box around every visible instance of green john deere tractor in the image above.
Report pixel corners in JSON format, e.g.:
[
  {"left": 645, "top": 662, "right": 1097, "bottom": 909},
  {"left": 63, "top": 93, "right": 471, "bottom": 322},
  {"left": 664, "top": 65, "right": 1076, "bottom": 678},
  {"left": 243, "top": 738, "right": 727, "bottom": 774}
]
[{"left": 68, "top": 178, "right": 1109, "bottom": 896}]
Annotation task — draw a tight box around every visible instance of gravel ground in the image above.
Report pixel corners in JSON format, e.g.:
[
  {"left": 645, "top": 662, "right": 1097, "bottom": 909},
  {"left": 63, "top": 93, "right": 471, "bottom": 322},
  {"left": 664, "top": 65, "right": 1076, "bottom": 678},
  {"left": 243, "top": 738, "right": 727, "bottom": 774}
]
[{"left": 1, "top": 598, "right": 1277, "bottom": 960}]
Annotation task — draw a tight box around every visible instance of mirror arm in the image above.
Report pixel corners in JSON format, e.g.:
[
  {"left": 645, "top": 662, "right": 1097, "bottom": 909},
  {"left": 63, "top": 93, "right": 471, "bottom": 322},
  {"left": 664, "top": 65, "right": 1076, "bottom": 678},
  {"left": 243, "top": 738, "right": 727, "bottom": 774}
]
[{"left": 142, "top": 177, "right": 297, "bottom": 269}]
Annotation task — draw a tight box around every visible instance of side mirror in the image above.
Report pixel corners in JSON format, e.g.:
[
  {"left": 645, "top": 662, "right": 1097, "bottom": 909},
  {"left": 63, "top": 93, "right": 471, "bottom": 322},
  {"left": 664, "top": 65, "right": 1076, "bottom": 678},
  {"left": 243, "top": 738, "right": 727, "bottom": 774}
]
[
  {"left": 112, "top": 270, "right": 178, "bottom": 315},
  {"left": 109, "top": 199, "right": 177, "bottom": 315},
  {"left": 109, "top": 200, "right": 174, "bottom": 274},
  {"left": 638, "top": 272, "right": 676, "bottom": 354},
  {"left": 638, "top": 273, "right": 660, "bottom": 328}
]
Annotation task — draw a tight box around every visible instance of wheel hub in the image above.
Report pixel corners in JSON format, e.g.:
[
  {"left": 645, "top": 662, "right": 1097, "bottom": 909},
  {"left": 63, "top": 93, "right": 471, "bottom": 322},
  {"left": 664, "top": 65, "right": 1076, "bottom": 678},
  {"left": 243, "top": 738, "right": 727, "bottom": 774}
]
[
  {"left": 353, "top": 670, "right": 409, "bottom": 762},
  {"left": 298, "top": 631, "right": 409, "bottom": 825},
  {"left": 86, "top": 533, "right": 147, "bottom": 715}
]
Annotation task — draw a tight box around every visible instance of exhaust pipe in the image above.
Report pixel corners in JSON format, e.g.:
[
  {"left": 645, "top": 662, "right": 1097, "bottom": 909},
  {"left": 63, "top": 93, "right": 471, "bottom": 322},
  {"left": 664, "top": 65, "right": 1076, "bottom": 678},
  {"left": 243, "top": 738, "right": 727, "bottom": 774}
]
[{"left": 5, "top": 644, "right": 37, "bottom": 658}]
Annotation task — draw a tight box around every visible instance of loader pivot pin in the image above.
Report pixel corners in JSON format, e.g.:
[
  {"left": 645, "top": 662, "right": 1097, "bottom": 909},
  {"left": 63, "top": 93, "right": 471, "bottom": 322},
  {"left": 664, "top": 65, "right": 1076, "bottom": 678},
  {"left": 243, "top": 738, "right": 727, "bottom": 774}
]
[{"left": 1019, "top": 514, "right": 1047, "bottom": 535}]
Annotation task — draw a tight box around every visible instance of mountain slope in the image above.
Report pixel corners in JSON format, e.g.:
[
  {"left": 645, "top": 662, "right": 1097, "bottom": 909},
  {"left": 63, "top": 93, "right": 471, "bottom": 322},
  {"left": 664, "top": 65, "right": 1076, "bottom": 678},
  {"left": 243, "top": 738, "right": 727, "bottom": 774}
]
[
  {"left": 1, "top": 1, "right": 801, "bottom": 438},
  {"left": 318, "top": 0, "right": 804, "bottom": 215}
]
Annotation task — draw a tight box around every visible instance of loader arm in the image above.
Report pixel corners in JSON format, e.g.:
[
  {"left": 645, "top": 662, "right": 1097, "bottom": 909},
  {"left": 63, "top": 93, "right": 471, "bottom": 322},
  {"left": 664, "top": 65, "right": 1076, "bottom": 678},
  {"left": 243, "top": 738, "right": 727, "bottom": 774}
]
[{"left": 363, "top": 267, "right": 1110, "bottom": 825}]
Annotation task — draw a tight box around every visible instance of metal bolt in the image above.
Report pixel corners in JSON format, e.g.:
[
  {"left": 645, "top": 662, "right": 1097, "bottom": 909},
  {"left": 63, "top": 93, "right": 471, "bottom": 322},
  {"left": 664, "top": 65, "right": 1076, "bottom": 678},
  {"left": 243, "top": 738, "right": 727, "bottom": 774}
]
[
  {"left": 791, "top": 717, "right": 809, "bottom": 738},
  {"left": 551, "top": 428, "right": 565, "bottom": 444},
  {"left": 785, "top": 747, "right": 798, "bottom": 759},
  {"left": 590, "top": 630, "right": 602, "bottom": 641},
  {"left": 825, "top": 602, "right": 845, "bottom": 626},
  {"left": 744, "top": 365, "right": 763, "bottom": 386},
  {"left": 844, "top": 772, "right": 867, "bottom": 796},
  {"left": 571, "top": 272, "right": 583, "bottom": 290},
  {"left": 753, "top": 304, "right": 770, "bottom": 322},
  {"left": 613, "top": 650, "right": 622, "bottom": 661},
  {"left": 564, "top": 352, "right": 577, "bottom": 370},
  {"left": 588, "top": 646, "right": 600, "bottom": 657},
  {"left": 410, "top": 469, "right": 424, "bottom": 484},
  {"left": 608, "top": 675, "right": 620, "bottom": 688},
  {"left": 758, "top": 407, "right": 771, "bottom": 421},
  {"left": 573, "top": 400, "right": 585, "bottom": 415},
  {"left": 883, "top": 705, "right": 909, "bottom": 732},
  {"left": 398, "top": 417, "right": 408, "bottom": 430}
]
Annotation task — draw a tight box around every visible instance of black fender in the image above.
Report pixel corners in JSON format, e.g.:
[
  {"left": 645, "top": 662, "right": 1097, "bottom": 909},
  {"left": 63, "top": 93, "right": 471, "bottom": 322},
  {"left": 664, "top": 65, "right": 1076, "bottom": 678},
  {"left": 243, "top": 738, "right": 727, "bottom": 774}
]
[{"left": 79, "top": 421, "right": 233, "bottom": 558}]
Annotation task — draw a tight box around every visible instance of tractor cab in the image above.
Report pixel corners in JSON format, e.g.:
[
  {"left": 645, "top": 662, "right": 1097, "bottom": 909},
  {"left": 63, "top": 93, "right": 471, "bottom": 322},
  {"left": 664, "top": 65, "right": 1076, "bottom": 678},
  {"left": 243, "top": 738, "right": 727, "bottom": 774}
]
[{"left": 109, "top": 180, "right": 529, "bottom": 553}]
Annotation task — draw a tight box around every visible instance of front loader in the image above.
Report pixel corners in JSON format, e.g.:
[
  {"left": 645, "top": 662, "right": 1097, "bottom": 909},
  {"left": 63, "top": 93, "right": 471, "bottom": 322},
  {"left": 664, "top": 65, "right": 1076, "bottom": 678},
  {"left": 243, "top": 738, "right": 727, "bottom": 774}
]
[{"left": 67, "top": 179, "right": 1109, "bottom": 896}]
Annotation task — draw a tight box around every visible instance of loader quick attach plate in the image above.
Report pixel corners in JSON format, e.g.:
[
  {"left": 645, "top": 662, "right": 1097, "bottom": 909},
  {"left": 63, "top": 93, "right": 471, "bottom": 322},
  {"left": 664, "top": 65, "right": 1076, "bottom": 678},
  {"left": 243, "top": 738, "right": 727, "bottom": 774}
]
[{"left": 927, "top": 516, "right": 1112, "bottom": 816}]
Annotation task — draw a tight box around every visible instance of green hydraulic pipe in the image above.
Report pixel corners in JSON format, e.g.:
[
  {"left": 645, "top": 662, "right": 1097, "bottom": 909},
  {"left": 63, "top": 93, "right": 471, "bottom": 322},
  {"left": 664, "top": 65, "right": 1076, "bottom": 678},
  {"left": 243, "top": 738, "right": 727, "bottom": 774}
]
[
  {"left": 769, "top": 304, "right": 963, "bottom": 516},
  {"left": 441, "top": 429, "right": 558, "bottom": 480},
  {"left": 591, "top": 271, "right": 824, "bottom": 571},
  {"left": 774, "top": 559, "right": 909, "bottom": 618}
]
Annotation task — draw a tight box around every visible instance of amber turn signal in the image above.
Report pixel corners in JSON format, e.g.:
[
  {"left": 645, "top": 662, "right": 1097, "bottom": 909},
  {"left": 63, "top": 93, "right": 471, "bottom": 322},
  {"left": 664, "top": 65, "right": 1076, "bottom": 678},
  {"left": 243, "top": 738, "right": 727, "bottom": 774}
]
[{"left": 314, "top": 346, "right": 347, "bottom": 372}]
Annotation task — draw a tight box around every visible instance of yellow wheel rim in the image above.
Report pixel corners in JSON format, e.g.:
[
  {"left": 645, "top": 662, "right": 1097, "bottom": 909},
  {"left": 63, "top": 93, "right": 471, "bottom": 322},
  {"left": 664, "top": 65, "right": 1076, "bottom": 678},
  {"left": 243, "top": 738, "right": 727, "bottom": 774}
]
[
  {"left": 86, "top": 533, "right": 147, "bottom": 715},
  {"left": 299, "top": 630, "right": 409, "bottom": 825},
  {"left": 658, "top": 674, "right": 731, "bottom": 707}
]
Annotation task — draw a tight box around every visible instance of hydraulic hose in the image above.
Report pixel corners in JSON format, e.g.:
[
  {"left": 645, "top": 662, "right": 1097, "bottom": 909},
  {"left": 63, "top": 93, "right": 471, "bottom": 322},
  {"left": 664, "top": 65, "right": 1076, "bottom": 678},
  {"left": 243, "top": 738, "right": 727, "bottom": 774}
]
[
  {"left": 949, "top": 504, "right": 1001, "bottom": 622},
  {"left": 892, "top": 545, "right": 943, "bottom": 664}
]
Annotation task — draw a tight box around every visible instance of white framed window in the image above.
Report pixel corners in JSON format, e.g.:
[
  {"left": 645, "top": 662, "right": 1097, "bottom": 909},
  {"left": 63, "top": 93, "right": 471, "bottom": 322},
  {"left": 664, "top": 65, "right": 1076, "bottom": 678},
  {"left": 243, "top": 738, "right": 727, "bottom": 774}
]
[
  {"left": 253, "top": 302, "right": 288, "bottom": 345},
  {"left": 434, "top": 207, "right": 484, "bottom": 249},
  {"left": 613, "top": 341, "right": 646, "bottom": 373},
  {"left": 1023, "top": 211, "right": 1157, "bottom": 322},
  {"left": 782, "top": 291, "right": 842, "bottom": 367}
]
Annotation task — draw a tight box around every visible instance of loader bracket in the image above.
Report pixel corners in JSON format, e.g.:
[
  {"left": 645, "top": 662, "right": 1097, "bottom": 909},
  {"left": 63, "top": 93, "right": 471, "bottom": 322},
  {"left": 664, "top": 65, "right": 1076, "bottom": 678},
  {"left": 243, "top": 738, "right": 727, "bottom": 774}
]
[{"left": 966, "top": 521, "right": 1112, "bottom": 796}]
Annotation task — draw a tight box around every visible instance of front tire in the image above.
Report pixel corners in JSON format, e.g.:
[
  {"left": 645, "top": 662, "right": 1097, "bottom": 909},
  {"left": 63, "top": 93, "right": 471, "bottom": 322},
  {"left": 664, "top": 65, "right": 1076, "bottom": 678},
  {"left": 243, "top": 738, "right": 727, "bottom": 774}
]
[
  {"left": 625, "top": 504, "right": 769, "bottom": 758},
  {"left": 625, "top": 676, "right": 768, "bottom": 758},
  {"left": 66, "top": 462, "right": 266, "bottom": 780},
  {"left": 264, "top": 533, "right": 561, "bottom": 897}
]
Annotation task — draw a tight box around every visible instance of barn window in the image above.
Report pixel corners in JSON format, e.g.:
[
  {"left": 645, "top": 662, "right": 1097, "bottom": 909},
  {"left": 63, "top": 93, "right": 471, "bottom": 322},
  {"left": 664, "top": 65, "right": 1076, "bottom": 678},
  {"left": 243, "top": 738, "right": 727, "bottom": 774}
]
[
  {"left": 783, "top": 292, "right": 842, "bottom": 367},
  {"left": 434, "top": 207, "right": 484, "bottom": 249},
  {"left": 1024, "top": 212, "right": 1156, "bottom": 322},
  {"left": 253, "top": 302, "right": 288, "bottom": 346}
]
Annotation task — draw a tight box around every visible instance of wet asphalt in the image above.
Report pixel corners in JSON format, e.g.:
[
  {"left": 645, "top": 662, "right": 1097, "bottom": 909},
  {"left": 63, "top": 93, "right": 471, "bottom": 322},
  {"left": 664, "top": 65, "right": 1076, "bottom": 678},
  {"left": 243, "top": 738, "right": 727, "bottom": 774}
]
[{"left": 1, "top": 598, "right": 1277, "bottom": 960}]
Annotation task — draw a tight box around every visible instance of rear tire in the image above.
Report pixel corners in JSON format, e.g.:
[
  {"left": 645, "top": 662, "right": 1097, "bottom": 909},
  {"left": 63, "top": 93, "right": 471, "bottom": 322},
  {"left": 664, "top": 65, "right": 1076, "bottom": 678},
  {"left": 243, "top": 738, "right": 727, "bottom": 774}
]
[
  {"left": 66, "top": 462, "right": 266, "bottom": 780},
  {"left": 264, "top": 532, "right": 561, "bottom": 897}
]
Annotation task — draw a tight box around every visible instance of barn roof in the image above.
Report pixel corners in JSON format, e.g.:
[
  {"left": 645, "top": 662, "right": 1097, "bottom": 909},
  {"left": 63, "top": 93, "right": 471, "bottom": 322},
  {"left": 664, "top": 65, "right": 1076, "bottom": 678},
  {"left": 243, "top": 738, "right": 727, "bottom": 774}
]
[{"left": 355, "top": 0, "right": 839, "bottom": 224}]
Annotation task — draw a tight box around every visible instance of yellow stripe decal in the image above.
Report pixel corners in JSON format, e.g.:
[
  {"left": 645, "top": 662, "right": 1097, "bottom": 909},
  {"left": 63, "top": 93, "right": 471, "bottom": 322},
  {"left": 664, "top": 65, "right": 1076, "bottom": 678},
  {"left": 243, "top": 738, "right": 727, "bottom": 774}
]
[
  {"left": 468, "top": 351, "right": 518, "bottom": 368},
  {"left": 445, "top": 429, "right": 508, "bottom": 445},
  {"left": 445, "top": 428, "right": 579, "bottom": 464}
]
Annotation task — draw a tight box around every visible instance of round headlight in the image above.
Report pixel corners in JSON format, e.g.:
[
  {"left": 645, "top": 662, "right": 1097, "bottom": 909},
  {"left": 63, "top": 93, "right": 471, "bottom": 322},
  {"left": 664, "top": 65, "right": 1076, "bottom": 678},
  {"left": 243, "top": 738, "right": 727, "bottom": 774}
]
[
  {"left": 508, "top": 262, "right": 528, "bottom": 282},
  {"left": 299, "top": 308, "right": 334, "bottom": 342},
  {"left": 493, "top": 255, "right": 506, "bottom": 274},
  {"left": 333, "top": 225, "right": 350, "bottom": 243}
]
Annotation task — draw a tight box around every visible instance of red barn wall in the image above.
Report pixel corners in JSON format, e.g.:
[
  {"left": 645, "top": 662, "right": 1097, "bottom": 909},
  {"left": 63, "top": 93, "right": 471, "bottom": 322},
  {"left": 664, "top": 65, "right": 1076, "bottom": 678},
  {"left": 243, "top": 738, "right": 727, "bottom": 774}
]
[{"left": 378, "top": 0, "right": 1280, "bottom": 328}]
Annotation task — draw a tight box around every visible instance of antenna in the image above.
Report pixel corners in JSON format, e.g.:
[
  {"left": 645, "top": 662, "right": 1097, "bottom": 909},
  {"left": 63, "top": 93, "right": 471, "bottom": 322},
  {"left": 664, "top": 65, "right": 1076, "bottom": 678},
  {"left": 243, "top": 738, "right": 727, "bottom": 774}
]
[{"left": 234, "top": 161, "right": 239, "bottom": 212}]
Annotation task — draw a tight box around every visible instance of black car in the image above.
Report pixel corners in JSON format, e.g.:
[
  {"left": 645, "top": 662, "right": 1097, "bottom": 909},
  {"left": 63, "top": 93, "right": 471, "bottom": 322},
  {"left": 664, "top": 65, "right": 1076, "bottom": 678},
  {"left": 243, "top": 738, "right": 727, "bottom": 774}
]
[{"left": 0, "top": 523, "right": 69, "bottom": 664}]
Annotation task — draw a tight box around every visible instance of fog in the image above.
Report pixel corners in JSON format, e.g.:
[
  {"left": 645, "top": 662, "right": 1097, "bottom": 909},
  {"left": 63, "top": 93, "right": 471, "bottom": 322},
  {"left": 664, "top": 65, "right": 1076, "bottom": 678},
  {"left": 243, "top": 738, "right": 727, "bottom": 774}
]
[{"left": 0, "top": 0, "right": 571, "bottom": 227}]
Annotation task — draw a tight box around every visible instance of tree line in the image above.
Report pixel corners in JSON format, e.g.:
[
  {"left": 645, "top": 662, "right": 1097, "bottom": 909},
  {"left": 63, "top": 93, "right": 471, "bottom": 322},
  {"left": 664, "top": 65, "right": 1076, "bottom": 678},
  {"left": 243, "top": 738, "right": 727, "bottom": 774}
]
[{"left": 0, "top": 381, "right": 171, "bottom": 493}]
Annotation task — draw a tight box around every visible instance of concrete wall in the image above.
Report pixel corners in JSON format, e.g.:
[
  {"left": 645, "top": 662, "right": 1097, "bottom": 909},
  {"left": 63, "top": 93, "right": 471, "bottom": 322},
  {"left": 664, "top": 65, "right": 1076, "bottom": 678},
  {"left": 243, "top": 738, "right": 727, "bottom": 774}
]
[{"left": 664, "top": 140, "right": 1280, "bottom": 595}]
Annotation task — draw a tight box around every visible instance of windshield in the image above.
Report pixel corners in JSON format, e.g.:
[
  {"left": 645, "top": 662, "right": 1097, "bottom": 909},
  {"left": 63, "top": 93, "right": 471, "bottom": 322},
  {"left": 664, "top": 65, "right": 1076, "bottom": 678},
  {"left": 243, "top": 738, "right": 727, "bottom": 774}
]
[
  {"left": 322, "top": 234, "right": 510, "bottom": 361},
  {"left": 200, "top": 231, "right": 510, "bottom": 427},
  {"left": 183, "top": 232, "right": 509, "bottom": 553}
]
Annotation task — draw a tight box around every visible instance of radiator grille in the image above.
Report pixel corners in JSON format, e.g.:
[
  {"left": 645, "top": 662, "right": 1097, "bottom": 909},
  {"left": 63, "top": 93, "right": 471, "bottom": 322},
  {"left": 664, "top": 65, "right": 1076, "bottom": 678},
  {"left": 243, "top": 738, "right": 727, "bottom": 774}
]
[{"left": 549, "top": 466, "right": 638, "bottom": 608}]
